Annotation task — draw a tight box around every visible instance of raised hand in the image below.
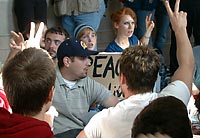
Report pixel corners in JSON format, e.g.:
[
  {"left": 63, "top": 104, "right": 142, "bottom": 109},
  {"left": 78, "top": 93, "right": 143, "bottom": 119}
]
[
  {"left": 145, "top": 13, "right": 155, "bottom": 35},
  {"left": 164, "top": 0, "right": 187, "bottom": 32},
  {"left": 25, "top": 22, "right": 44, "bottom": 49},
  {"left": 10, "top": 31, "right": 24, "bottom": 51},
  {"left": 164, "top": 0, "right": 194, "bottom": 93},
  {"left": 6, "top": 22, "right": 44, "bottom": 62}
]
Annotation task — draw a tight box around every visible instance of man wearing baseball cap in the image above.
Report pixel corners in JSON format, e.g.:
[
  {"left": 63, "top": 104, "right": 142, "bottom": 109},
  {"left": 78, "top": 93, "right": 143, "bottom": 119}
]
[{"left": 52, "top": 37, "right": 119, "bottom": 138}]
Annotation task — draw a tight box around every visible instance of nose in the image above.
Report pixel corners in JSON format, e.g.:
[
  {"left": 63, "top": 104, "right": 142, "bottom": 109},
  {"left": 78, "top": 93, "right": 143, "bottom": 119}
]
[
  {"left": 128, "top": 23, "right": 133, "bottom": 29},
  {"left": 49, "top": 42, "right": 55, "bottom": 48},
  {"left": 87, "top": 36, "right": 92, "bottom": 42},
  {"left": 87, "top": 57, "right": 92, "bottom": 66}
]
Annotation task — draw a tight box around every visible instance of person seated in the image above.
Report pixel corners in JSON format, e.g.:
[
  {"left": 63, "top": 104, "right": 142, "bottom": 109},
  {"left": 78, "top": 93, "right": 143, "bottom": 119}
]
[
  {"left": 189, "top": 46, "right": 200, "bottom": 135},
  {"left": 44, "top": 26, "right": 69, "bottom": 60},
  {"left": 52, "top": 37, "right": 119, "bottom": 138},
  {"left": 0, "top": 47, "right": 56, "bottom": 138},
  {"left": 131, "top": 96, "right": 193, "bottom": 138},
  {"left": 104, "top": 7, "right": 154, "bottom": 52},
  {"left": 77, "top": 0, "right": 194, "bottom": 137},
  {"left": 74, "top": 24, "right": 97, "bottom": 51}
]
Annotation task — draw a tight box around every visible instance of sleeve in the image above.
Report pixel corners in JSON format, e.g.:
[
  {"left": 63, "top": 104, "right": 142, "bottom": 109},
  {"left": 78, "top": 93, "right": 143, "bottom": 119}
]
[
  {"left": 87, "top": 77, "right": 113, "bottom": 106},
  {"left": 0, "top": 88, "right": 11, "bottom": 112},
  {"left": 160, "top": 80, "right": 190, "bottom": 106},
  {"left": 84, "top": 111, "right": 104, "bottom": 138}
]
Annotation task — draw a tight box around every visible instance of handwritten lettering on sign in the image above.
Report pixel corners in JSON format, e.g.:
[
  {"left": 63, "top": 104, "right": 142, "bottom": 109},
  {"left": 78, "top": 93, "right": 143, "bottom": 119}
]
[{"left": 88, "top": 52, "right": 124, "bottom": 98}]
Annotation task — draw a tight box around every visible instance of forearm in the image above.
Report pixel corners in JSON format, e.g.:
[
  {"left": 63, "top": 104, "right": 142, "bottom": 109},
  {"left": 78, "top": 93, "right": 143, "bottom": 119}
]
[
  {"left": 175, "top": 29, "right": 194, "bottom": 67},
  {"left": 5, "top": 49, "right": 21, "bottom": 63},
  {"left": 103, "top": 95, "right": 119, "bottom": 107},
  {"left": 140, "top": 34, "right": 150, "bottom": 46}
]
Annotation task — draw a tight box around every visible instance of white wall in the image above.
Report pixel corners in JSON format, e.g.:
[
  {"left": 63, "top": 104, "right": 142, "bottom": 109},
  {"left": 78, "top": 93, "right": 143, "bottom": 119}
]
[
  {"left": 0, "top": 0, "right": 15, "bottom": 65},
  {"left": 0, "top": 0, "right": 122, "bottom": 65}
]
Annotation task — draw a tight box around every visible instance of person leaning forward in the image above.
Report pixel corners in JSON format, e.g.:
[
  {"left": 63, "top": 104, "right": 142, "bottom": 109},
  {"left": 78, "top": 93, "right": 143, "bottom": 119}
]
[{"left": 53, "top": 37, "right": 119, "bottom": 138}]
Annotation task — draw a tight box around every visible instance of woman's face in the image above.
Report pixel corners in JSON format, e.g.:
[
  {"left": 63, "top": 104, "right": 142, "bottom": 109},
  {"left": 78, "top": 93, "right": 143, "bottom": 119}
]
[
  {"left": 79, "top": 28, "right": 97, "bottom": 51},
  {"left": 115, "top": 15, "right": 135, "bottom": 37}
]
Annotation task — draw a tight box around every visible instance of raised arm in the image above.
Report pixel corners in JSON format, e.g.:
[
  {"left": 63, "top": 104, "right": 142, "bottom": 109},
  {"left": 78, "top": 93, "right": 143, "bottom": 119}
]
[
  {"left": 6, "top": 31, "right": 24, "bottom": 62},
  {"left": 139, "top": 14, "right": 155, "bottom": 46},
  {"left": 165, "top": 0, "right": 194, "bottom": 92},
  {"left": 6, "top": 22, "right": 44, "bottom": 62}
]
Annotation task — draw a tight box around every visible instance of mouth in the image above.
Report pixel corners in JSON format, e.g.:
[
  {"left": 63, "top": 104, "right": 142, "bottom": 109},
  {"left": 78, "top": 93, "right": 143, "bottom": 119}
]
[
  {"left": 49, "top": 52, "right": 57, "bottom": 58},
  {"left": 84, "top": 68, "right": 89, "bottom": 72},
  {"left": 88, "top": 43, "right": 94, "bottom": 48},
  {"left": 128, "top": 30, "right": 133, "bottom": 34}
]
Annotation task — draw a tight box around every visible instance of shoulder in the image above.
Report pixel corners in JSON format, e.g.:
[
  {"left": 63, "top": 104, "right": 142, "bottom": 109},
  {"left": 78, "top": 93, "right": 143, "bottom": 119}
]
[
  {"left": 129, "top": 35, "right": 139, "bottom": 46},
  {"left": 84, "top": 108, "right": 113, "bottom": 137},
  {"left": 160, "top": 80, "right": 190, "bottom": 105},
  {"left": 0, "top": 111, "right": 53, "bottom": 138},
  {"left": 105, "top": 41, "right": 118, "bottom": 52}
]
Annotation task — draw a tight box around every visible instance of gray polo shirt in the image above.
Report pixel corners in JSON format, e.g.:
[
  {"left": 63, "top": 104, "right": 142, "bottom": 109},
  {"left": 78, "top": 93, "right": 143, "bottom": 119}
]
[{"left": 53, "top": 67, "right": 112, "bottom": 134}]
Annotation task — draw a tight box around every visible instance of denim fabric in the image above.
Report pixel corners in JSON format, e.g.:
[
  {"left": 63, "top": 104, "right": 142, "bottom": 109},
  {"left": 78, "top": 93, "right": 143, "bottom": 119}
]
[
  {"left": 61, "top": 0, "right": 105, "bottom": 37},
  {"left": 154, "top": 2, "right": 170, "bottom": 56}
]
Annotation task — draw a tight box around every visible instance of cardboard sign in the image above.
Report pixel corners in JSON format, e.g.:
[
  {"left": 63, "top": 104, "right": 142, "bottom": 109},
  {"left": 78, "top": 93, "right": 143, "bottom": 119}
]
[{"left": 88, "top": 52, "right": 123, "bottom": 98}]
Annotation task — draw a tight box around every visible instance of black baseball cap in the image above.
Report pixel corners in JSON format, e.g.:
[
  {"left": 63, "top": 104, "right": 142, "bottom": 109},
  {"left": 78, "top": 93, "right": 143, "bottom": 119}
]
[{"left": 57, "top": 37, "right": 98, "bottom": 60}]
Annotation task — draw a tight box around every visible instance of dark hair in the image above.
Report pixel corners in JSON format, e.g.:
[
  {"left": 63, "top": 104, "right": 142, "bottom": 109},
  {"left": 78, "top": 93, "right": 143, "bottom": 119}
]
[
  {"left": 2, "top": 48, "right": 56, "bottom": 116},
  {"left": 120, "top": 46, "right": 161, "bottom": 93},
  {"left": 44, "top": 26, "right": 69, "bottom": 40},
  {"left": 132, "top": 96, "right": 193, "bottom": 138}
]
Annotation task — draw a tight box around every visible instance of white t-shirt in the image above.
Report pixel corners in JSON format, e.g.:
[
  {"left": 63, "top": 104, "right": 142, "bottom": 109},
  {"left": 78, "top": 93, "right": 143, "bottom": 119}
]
[{"left": 84, "top": 80, "right": 190, "bottom": 138}]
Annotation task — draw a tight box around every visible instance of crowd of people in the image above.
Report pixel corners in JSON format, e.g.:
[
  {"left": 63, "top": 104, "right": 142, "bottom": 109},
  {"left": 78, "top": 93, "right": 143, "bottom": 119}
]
[{"left": 0, "top": 0, "right": 200, "bottom": 137}]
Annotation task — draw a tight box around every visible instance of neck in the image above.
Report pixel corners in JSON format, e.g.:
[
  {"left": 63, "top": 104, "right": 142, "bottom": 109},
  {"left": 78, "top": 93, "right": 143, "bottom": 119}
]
[
  {"left": 30, "top": 104, "right": 48, "bottom": 121},
  {"left": 60, "top": 67, "right": 76, "bottom": 81},
  {"left": 115, "top": 36, "right": 130, "bottom": 49}
]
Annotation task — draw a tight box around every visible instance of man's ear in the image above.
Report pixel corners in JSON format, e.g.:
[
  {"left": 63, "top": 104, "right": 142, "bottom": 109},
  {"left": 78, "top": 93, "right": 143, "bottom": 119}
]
[
  {"left": 63, "top": 57, "right": 71, "bottom": 67},
  {"left": 47, "top": 86, "right": 55, "bottom": 102},
  {"left": 120, "top": 73, "right": 126, "bottom": 85}
]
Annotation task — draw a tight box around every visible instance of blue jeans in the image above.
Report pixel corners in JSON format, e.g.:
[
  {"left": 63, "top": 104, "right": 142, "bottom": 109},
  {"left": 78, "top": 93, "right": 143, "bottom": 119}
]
[
  {"left": 154, "top": 2, "right": 170, "bottom": 56},
  {"left": 61, "top": 0, "right": 105, "bottom": 37}
]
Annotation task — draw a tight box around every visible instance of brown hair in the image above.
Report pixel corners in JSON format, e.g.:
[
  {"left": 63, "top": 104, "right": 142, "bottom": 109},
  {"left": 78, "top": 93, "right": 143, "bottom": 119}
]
[
  {"left": 120, "top": 46, "right": 160, "bottom": 93},
  {"left": 2, "top": 48, "right": 56, "bottom": 116}
]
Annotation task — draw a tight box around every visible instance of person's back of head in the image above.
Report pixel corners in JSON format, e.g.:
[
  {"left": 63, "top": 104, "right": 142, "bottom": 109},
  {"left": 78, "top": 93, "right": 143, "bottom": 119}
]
[
  {"left": 131, "top": 96, "right": 193, "bottom": 138},
  {"left": 2, "top": 48, "right": 56, "bottom": 116},
  {"left": 120, "top": 46, "right": 161, "bottom": 94}
]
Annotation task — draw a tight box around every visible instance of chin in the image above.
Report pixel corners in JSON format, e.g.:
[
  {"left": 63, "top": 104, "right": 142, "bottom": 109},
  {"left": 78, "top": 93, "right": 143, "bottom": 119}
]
[{"left": 80, "top": 76, "right": 87, "bottom": 79}]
